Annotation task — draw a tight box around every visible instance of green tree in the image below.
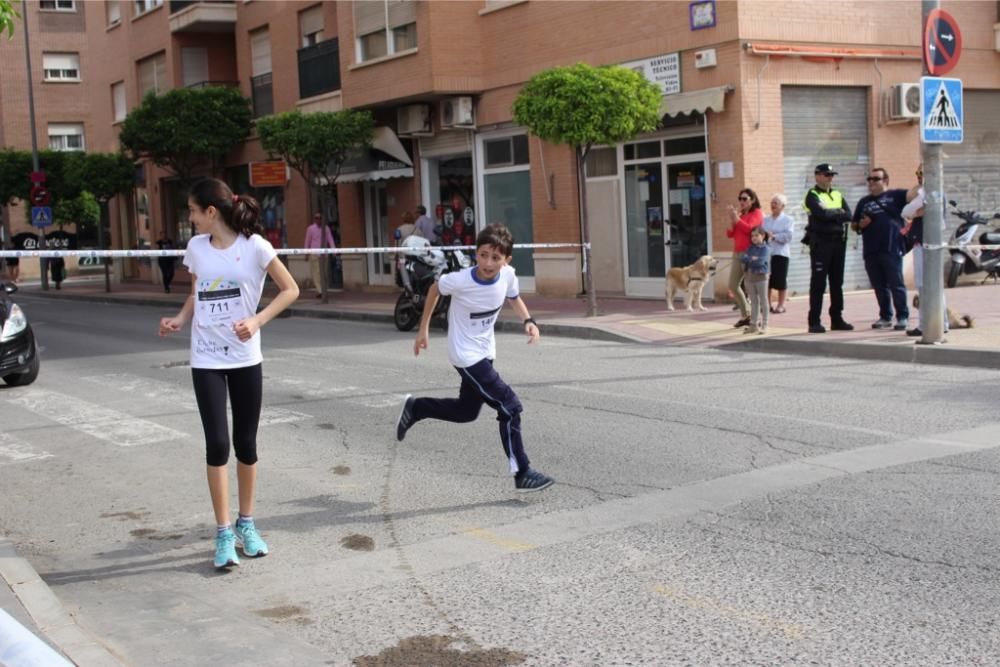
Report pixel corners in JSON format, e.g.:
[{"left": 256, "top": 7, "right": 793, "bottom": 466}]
[
  {"left": 0, "top": 0, "right": 18, "bottom": 39},
  {"left": 119, "top": 86, "right": 253, "bottom": 185},
  {"left": 64, "top": 152, "right": 136, "bottom": 291},
  {"left": 53, "top": 190, "right": 99, "bottom": 230},
  {"left": 257, "top": 109, "right": 374, "bottom": 300},
  {"left": 513, "top": 63, "right": 661, "bottom": 316}
]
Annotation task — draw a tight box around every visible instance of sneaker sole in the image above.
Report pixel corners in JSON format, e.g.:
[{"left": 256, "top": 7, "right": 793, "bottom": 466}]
[
  {"left": 396, "top": 394, "right": 413, "bottom": 442},
  {"left": 516, "top": 479, "right": 555, "bottom": 493},
  {"left": 214, "top": 557, "right": 239, "bottom": 569}
]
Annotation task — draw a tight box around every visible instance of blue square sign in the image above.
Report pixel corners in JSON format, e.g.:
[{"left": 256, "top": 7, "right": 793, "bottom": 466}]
[
  {"left": 920, "top": 76, "right": 963, "bottom": 144},
  {"left": 31, "top": 206, "right": 53, "bottom": 228}
]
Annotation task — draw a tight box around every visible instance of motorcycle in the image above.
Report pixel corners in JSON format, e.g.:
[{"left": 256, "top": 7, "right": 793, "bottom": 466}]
[
  {"left": 946, "top": 200, "right": 1000, "bottom": 288},
  {"left": 393, "top": 234, "right": 471, "bottom": 331}
]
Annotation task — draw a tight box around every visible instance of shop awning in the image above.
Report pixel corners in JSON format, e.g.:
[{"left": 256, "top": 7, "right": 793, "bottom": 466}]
[
  {"left": 659, "top": 85, "right": 734, "bottom": 119},
  {"left": 334, "top": 126, "right": 414, "bottom": 183}
]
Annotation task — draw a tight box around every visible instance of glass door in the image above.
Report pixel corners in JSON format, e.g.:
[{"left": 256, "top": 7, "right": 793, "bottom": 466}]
[
  {"left": 665, "top": 160, "right": 709, "bottom": 271},
  {"left": 624, "top": 161, "right": 665, "bottom": 284},
  {"left": 364, "top": 182, "right": 393, "bottom": 285}
]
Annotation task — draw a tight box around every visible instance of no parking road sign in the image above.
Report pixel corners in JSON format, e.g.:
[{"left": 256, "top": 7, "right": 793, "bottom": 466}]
[
  {"left": 924, "top": 8, "right": 962, "bottom": 76},
  {"left": 921, "top": 77, "right": 963, "bottom": 144}
]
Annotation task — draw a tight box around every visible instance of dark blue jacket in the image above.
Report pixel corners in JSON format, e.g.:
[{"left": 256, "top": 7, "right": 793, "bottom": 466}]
[
  {"left": 852, "top": 189, "right": 908, "bottom": 257},
  {"left": 742, "top": 242, "right": 770, "bottom": 276}
]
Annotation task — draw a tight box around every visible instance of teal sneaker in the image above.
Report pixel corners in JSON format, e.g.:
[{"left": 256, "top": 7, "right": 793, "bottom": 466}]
[
  {"left": 214, "top": 530, "right": 240, "bottom": 569},
  {"left": 235, "top": 520, "right": 269, "bottom": 558}
]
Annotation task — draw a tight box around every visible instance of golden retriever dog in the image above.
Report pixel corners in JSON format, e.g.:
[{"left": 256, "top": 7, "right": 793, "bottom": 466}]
[
  {"left": 666, "top": 255, "right": 717, "bottom": 311},
  {"left": 912, "top": 294, "right": 974, "bottom": 329}
]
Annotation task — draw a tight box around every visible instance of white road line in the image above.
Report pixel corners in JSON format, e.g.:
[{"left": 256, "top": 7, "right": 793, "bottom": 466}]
[
  {"left": 4, "top": 388, "right": 185, "bottom": 447},
  {"left": 81, "top": 373, "right": 311, "bottom": 426},
  {"left": 0, "top": 432, "right": 53, "bottom": 465},
  {"left": 552, "top": 383, "right": 898, "bottom": 437}
]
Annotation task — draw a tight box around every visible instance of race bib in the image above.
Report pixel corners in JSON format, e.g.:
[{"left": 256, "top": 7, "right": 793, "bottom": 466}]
[{"left": 197, "top": 278, "right": 249, "bottom": 329}]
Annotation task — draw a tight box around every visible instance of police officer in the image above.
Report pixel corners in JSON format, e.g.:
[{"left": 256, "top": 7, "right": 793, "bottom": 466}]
[{"left": 804, "top": 163, "right": 855, "bottom": 333}]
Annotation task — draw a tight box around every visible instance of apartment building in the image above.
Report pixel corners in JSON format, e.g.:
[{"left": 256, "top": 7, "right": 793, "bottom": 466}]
[{"left": 3, "top": 1, "right": 999, "bottom": 298}]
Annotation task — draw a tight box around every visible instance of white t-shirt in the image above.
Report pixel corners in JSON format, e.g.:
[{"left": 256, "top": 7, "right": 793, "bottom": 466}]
[
  {"left": 437, "top": 265, "right": 519, "bottom": 368},
  {"left": 183, "top": 233, "right": 277, "bottom": 369}
]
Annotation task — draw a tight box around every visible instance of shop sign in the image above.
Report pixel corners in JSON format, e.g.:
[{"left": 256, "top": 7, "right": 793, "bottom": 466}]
[
  {"left": 621, "top": 52, "right": 680, "bottom": 96},
  {"left": 249, "top": 161, "right": 288, "bottom": 188}
]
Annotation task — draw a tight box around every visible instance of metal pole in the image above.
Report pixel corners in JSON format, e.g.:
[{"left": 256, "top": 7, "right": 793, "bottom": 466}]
[
  {"left": 22, "top": 6, "right": 48, "bottom": 291},
  {"left": 920, "top": 0, "right": 945, "bottom": 344}
]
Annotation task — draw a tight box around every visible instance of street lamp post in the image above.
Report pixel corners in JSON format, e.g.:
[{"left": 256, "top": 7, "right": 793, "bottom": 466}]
[{"left": 22, "top": 6, "right": 48, "bottom": 291}]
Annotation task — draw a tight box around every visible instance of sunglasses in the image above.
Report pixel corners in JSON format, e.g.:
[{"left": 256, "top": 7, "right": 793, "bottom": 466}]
[
  {"left": 916, "top": 171, "right": 923, "bottom": 177},
  {"left": 738, "top": 196, "right": 751, "bottom": 201},
  {"left": 866, "top": 176, "right": 883, "bottom": 182}
]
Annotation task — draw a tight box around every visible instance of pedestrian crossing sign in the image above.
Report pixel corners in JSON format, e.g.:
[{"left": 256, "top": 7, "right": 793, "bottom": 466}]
[
  {"left": 920, "top": 76, "right": 963, "bottom": 144},
  {"left": 31, "top": 206, "right": 53, "bottom": 228}
]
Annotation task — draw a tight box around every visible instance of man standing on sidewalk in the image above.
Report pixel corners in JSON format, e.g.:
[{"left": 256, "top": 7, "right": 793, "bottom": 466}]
[
  {"left": 803, "top": 163, "right": 855, "bottom": 334},
  {"left": 305, "top": 213, "right": 335, "bottom": 299},
  {"left": 414, "top": 205, "right": 439, "bottom": 244}
]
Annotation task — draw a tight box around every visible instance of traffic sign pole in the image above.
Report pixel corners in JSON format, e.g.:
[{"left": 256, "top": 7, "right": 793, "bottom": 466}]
[{"left": 921, "top": 0, "right": 945, "bottom": 344}]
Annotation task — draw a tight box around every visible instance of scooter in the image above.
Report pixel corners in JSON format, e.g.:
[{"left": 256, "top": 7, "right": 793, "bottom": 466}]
[
  {"left": 946, "top": 200, "right": 1000, "bottom": 287},
  {"left": 393, "top": 234, "right": 472, "bottom": 331}
]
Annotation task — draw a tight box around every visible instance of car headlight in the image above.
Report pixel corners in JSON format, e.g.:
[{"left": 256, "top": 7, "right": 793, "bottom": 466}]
[{"left": 1, "top": 304, "right": 28, "bottom": 342}]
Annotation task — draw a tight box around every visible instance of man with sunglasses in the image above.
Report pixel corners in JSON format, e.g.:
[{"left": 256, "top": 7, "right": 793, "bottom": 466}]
[
  {"left": 852, "top": 167, "right": 910, "bottom": 331},
  {"left": 803, "top": 163, "right": 854, "bottom": 333}
]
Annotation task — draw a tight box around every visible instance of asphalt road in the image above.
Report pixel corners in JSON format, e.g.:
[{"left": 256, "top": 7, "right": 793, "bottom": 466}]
[{"left": 2, "top": 295, "right": 1000, "bottom": 666}]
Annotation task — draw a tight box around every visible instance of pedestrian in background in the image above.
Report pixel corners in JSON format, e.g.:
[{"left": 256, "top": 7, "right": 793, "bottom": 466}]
[
  {"left": 305, "top": 212, "right": 335, "bottom": 299},
  {"left": 49, "top": 255, "right": 65, "bottom": 290},
  {"left": 803, "top": 163, "right": 854, "bottom": 334},
  {"left": 156, "top": 230, "right": 176, "bottom": 294},
  {"left": 853, "top": 167, "right": 910, "bottom": 331},
  {"left": 3, "top": 239, "right": 18, "bottom": 284},
  {"left": 726, "top": 187, "right": 763, "bottom": 328},
  {"left": 762, "top": 193, "right": 794, "bottom": 314},
  {"left": 741, "top": 226, "right": 771, "bottom": 334},
  {"left": 395, "top": 222, "right": 555, "bottom": 493},
  {"left": 414, "top": 205, "right": 439, "bottom": 244},
  {"left": 158, "top": 177, "right": 299, "bottom": 570}
]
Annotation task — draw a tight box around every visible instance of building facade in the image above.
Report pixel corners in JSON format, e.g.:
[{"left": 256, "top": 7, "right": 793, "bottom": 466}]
[{"left": 2, "top": 1, "right": 998, "bottom": 297}]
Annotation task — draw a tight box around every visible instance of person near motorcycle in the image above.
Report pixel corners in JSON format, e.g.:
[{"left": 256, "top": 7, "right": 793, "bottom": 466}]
[
  {"left": 852, "top": 167, "right": 910, "bottom": 331},
  {"left": 394, "top": 222, "right": 555, "bottom": 493}
]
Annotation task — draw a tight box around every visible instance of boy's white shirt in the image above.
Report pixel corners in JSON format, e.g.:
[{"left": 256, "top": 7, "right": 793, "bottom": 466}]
[
  {"left": 183, "top": 233, "right": 276, "bottom": 369},
  {"left": 437, "top": 264, "right": 519, "bottom": 368}
]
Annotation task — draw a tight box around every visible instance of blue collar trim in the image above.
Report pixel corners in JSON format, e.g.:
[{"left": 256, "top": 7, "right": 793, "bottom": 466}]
[{"left": 471, "top": 267, "right": 500, "bottom": 285}]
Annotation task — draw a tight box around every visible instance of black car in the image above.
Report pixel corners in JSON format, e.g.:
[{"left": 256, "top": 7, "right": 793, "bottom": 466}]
[{"left": 0, "top": 281, "right": 39, "bottom": 386}]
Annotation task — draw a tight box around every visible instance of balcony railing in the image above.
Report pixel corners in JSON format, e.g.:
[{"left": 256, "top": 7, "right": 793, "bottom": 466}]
[
  {"left": 169, "top": 0, "right": 234, "bottom": 13},
  {"left": 185, "top": 80, "right": 238, "bottom": 90},
  {"left": 251, "top": 72, "right": 274, "bottom": 118},
  {"left": 298, "top": 39, "right": 340, "bottom": 100}
]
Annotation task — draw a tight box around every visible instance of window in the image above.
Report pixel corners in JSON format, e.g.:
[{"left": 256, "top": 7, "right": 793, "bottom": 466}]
[
  {"left": 585, "top": 147, "right": 618, "bottom": 178},
  {"left": 137, "top": 52, "right": 167, "bottom": 97},
  {"left": 48, "top": 123, "right": 85, "bottom": 152},
  {"left": 40, "top": 0, "right": 75, "bottom": 10},
  {"left": 112, "top": 81, "right": 126, "bottom": 122},
  {"left": 299, "top": 5, "right": 324, "bottom": 47},
  {"left": 250, "top": 28, "right": 272, "bottom": 76},
  {"left": 107, "top": 1, "right": 121, "bottom": 25},
  {"left": 354, "top": 0, "right": 417, "bottom": 62},
  {"left": 134, "top": 0, "right": 162, "bottom": 16},
  {"left": 484, "top": 135, "right": 529, "bottom": 168},
  {"left": 181, "top": 47, "right": 208, "bottom": 87},
  {"left": 42, "top": 53, "right": 80, "bottom": 82}
]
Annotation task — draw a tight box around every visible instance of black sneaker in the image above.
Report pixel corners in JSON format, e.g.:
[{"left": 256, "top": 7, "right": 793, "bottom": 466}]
[
  {"left": 906, "top": 327, "right": 922, "bottom": 337},
  {"left": 514, "top": 469, "right": 554, "bottom": 493},
  {"left": 733, "top": 317, "right": 751, "bottom": 328},
  {"left": 830, "top": 320, "right": 854, "bottom": 331},
  {"left": 395, "top": 394, "right": 415, "bottom": 442},
  {"left": 808, "top": 323, "right": 826, "bottom": 333}
]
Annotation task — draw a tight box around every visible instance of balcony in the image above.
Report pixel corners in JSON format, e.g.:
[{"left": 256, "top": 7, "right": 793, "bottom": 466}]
[
  {"left": 251, "top": 73, "right": 273, "bottom": 118},
  {"left": 298, "top": 39, "right": 340, "bottom": 100},
  {"left": 169, "top": 1, "right": 236, "bottom": 33},
  {"left": 185, "top": 80, "right": 238, "bottom": 90}
]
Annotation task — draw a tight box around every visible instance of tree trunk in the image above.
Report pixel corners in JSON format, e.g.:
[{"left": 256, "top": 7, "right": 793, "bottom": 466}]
[{"left": 576, "top": 147, "right": 597, "bottom": 317}]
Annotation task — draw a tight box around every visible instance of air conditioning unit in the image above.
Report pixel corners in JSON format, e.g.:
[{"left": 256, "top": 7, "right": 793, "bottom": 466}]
[
  {"left": 397, "top": 104, "right": 433, "bottom": 136},
  {"left": 440, "top": 96, "right": 475, "bottom": 129},
  {"left": 888, "top": 83, "right": 920, "bottom": 120}
]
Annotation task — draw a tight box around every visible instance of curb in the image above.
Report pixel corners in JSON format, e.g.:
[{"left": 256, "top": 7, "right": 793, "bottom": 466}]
[
  {"left": 726, "top": 336, "right": 1000, "bottom": 370},
  {"left": 0, "top": 538, "right": 126, "bottom": 667}
]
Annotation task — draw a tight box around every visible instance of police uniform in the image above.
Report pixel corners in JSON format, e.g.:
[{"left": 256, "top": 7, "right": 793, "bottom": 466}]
[{"left": 804, "top": 163, "right": 853, "bottom": 331}]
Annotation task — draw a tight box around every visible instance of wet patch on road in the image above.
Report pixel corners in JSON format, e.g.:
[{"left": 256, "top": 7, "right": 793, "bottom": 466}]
[
  {"left": 317, "top": 423, "right": 337, "bottom": 430},
  {"left": 341, "top": 534, "right": 374, "bottom": 551},
  {"left": 253, "top": 604, "right": 313, "bottom": 625},
  {"left": 352, "top": 635, "right": 526, "bottom": 667},
  {"left": 129, "top": 528, "right": 156, "bottom": 537},
  {"left": 332, "top": 465, "right": 351, "bottom": 475},
  {"left": 101, "top": 510, "right": 150, "bottom": 521}
]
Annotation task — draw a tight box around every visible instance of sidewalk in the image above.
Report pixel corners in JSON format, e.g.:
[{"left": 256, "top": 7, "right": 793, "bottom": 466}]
[{"left": 11, "top": 276, "right": 1000, "bottom": 369}]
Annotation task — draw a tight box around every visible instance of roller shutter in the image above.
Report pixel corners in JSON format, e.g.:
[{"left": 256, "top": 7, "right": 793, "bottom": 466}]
[
  {"left": 782, "top": 86, "right": 871, "bottom": 294},
  {"left": 942, "top": 91, "right": 1000, "bottom": 237}
]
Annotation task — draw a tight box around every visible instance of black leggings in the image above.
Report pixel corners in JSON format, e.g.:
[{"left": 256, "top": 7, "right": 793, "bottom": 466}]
[{"left": 191, "top": 364, "right": 262, "bottom": 467}]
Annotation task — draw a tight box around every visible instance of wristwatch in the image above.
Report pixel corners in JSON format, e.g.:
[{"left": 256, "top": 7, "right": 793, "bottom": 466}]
[{"left": 523, "top": 317, "right": 537, "bottom": 328}]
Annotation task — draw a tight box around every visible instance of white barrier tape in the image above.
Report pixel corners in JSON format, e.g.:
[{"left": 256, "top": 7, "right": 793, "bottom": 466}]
[
  {"left": 922, "top": 243, "right": 1000, "bottom": 251},
  {"left": 0, "top": 242, "right": 591, "bottom": 260}
]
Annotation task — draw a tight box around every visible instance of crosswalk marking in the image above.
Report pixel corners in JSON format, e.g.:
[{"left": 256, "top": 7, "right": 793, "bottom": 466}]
[
  {"left": 81, "top": 373, "right": 311, "bottom": 425},
  {"left": 265, "top": 375, "right": 401, "bottom": 408},
  {"left": 4, "top": 388, "right": 186, "bottom": 447},
  {"left": 0, "top": 432, "right": 53, "bottom": 465}
]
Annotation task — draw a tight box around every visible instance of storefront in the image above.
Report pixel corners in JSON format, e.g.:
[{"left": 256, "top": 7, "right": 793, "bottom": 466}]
[{"left": 419, "top": 129, "right": 476, "bottom": 249}]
